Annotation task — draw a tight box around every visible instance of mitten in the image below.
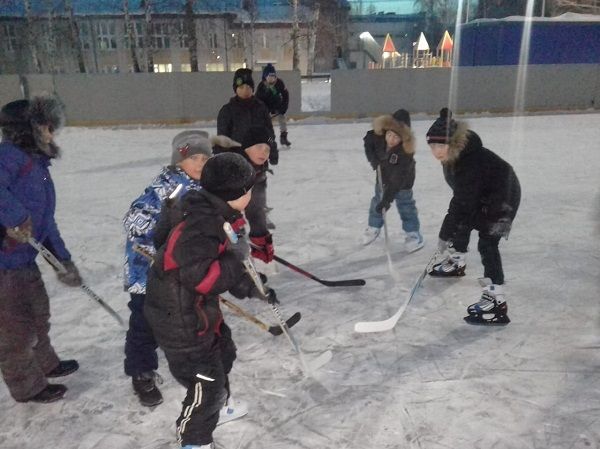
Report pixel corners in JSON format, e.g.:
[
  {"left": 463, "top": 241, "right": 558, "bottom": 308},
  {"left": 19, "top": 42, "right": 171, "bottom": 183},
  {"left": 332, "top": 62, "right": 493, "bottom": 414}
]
[
  {"left": 57, "top": 260, "right": 83, "bottom": 287},
  {"left": 269, "top": 149, "right": 279, "bottom": 166},
  {"left": 375, "top": 201, "right": 391, "bottom": 214},
  {"left": 6, "top": 216, "right": 33, "bottom": 243},
  {"left": 250, "top": 234, "right": 274, "bottom": 263},
  {"left": 252, "top": 286, "right": 279, "bottom": 305}
]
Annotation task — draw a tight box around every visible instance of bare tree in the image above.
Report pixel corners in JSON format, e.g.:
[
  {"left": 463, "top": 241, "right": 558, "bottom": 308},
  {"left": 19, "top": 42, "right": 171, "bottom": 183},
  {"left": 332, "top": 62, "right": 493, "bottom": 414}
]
[
  {"left": 291, "top": 0, "right": 300, "bottom": 70},
  {"left": 184, "top": 0, "right": 199, "bottom": 71},
  {"left": 242, "top": 0, "right": 256, "bottom": 68},
  {"left": 24, "top": 0, "right": 42, "bottom": 72},
  {"left": 550, "top": 0, "right": 600, "bottom": 14},
  {"left": 306, "top": 3, "right": 320, "bottom": 76},
  {"left": 44, "top": 0, "right": 57, "bottom": 73},
  {"left": 65, "top": 0, "right": 86, "bottom": 72},
  {"left": 124, "top": 0, "right": 141, "bottom": 72},
  {"left": 141, "top": 0, "right": 154, "bottom": 72}
]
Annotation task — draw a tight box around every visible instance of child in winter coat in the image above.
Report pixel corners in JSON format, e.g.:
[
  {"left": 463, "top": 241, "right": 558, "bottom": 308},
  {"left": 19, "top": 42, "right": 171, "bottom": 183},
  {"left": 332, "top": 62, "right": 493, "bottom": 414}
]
[
  {"left": 256, "top": 63, "right": 291, "bottom": 147},
  {"left": 426, "top": 108, "right": 521, "bottom": 325},
  {"left": 122, "top": 130, "right": 212, "bottom": 407},
  {"left": 144, "top": 152, "right": 278, "bottom": 449},
  {"left": 362, "top": 109, "right": 424, "bottom": 252},
  {"left": 0, "top": 96, "right": 81, "bottom": 404},
  {"left": 219, "top": 126, "right": 275, "bottom": 265}
]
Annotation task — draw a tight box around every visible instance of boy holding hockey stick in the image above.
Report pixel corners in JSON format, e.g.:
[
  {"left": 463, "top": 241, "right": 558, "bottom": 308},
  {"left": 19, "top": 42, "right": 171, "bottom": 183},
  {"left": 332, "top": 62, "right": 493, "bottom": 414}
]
[
  {"left": 362, "top": 109, "right": 424, "bottom": 252},
  {"left": 145, "top": 153, "right": 278, "bottom": 449},
  {"left": 426, "top": 108, "right": 521, "bottom": 325}
]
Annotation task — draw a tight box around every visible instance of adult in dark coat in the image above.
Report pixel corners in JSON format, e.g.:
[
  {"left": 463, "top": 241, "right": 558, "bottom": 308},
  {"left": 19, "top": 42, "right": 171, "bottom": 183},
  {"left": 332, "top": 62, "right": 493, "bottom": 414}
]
[
  {"left": 427, "top": 108, "right": 521, "bottom": 325},
  {"left": 145, "top": 153, "right": 277, "bottom": 448},
  {"left": 0, "top": 96, "right": 81, "bottom": 403}
]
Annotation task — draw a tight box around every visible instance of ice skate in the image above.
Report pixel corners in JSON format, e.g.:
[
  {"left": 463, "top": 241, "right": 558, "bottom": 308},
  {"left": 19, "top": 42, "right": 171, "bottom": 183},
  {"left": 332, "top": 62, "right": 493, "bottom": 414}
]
[
  {"left": 132, "top": 371, "right": 163, "bottom": 407},
  {"left": 404, "top": 232, "right": 424, "bottom": 253},
  {"left": 182, "top": 444, "right": 214, "bottom": 449},
  {"left": 464, "top": 283, "right": 510, "bottom": 325},
  {"left": 217, "top": 396, "right": 248, "bottom": 425},
  {"left": 280, "top": 131, "right": 291, "bottom": 148},
  {"left": 429, "top": 252, "right": 466, "bottom": 277},
  {"left": 361, "top": 226, "right": 381, "bottom": 246}
]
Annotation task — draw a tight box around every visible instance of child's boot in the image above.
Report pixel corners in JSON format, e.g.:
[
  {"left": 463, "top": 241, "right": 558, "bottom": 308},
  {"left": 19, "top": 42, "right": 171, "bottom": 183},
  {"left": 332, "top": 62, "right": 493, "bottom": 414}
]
[
  {"left": 132, "top": 371, "right": 163, "bottom": 407},
  {"left": 361, "top": 226, "right": 381, "bottom": 246},
  {"left": 280, "top": 131, "right": 291, "bottom": 147},
  {"left": 464, "top": 283, "right": 510, "bottom": 325},
  {"left": 404, "top": 232, "right": 424, "bottom": 253}
]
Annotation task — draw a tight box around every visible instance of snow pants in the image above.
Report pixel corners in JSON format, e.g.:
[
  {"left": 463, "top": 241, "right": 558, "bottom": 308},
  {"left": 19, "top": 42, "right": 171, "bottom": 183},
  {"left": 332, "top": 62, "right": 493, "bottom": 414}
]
[
  {"left": 0, "top": 266, "right": 60, "bottom": 401},
  {"left": 124, "top": 293, "right": 159, "bottom": 377},
  {"left": 166, "top": 322, "right": 237, "bottom": 447}
]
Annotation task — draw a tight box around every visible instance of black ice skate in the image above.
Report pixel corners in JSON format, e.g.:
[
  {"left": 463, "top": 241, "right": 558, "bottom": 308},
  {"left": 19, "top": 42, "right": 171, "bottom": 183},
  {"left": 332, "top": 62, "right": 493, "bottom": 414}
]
[
  {"left": 280, "top": 131, "right": 291, "bottom": 148},
  {"left": 429, "top": 253, "right": 466, "bottom": 277},
  {"left": 132, "top": 371, "right": 163, "bottom": 407},
  {"left": 464, "top": 284, "right": 510, "bottom": 325}
]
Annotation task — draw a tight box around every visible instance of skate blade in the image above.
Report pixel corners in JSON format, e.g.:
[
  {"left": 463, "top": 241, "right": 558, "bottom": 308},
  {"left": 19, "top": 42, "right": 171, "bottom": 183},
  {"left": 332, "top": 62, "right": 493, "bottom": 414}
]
[{"left": 463, "top": 315, "right": 510, "bottom": 326}]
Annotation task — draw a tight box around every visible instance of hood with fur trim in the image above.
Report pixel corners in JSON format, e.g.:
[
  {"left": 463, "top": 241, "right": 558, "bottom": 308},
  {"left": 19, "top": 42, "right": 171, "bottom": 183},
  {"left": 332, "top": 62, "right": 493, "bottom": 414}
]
[
  {"left": 373, "top": 114, "right": 415, "bottom": 154},
  {"left": 443, "top": 122, "right": 470, "bottom": 165},
  {"left": 0, "top": 95, "right": 65, "bottom": 157}
]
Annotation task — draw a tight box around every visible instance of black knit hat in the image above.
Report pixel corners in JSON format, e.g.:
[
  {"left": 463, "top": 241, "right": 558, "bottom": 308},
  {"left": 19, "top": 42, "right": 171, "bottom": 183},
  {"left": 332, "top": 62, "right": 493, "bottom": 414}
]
[
  {"left": 262, "top": 63, "right": 276, "bottom": 80},
  {"left": 426, "top": 108, "right": 457, "bottom": 144},
  {"left": 200, "top": 153, "right": 255, "bottom": 201},
  {"left": 233, "top": 68, "right": 254, "bottom": 92},
  {"left": 241, "top": 126, "right": 272, "bottom": 151},
  {"left": 392, "top": 109, "right": 411, "bottom": 128}
]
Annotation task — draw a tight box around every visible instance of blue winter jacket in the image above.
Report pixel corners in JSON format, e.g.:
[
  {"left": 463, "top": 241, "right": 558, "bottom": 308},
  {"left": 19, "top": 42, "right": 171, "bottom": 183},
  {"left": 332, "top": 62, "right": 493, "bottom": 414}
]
[
  {"left": 0, "top": 139, "right": 71, "bottom": 270},
  {"left": 123, "top": 166, "right": 200, "bottom": 294}
]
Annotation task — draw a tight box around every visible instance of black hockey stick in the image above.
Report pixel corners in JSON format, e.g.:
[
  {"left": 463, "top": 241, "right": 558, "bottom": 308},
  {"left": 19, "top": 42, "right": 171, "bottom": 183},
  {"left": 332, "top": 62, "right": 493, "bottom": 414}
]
[
  {"left": 272, "top": 254, "right": 366, "bottom": 287},
  {"left": 248, "top": 242, "right": 365, "bottom": 287}
]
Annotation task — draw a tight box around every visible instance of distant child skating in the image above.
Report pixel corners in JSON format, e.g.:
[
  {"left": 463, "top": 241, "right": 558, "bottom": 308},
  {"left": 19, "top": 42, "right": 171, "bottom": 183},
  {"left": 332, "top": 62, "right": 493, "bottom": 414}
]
[
  {"left": 256, "top": 63, "right": 291, "bottom": 148},
  {"left": 122, "top": 130, "right": 211, "bottom": 406},
  {"left": 426, "top": 108, "right": 521, "bottom": 325},
  {"left": 362, "top": 109, "right": 424, "bottom": 252}
]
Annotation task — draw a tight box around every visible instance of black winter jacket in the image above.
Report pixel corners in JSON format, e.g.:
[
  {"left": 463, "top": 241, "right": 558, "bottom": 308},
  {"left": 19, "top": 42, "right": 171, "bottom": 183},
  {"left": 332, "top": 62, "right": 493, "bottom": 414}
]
[
  {"left": 216, "top": 96, "right": 278, "bottom": 165},
  {"left": 145, "top": 189, "right": 255, "bottom": 353},
  {"left": 255, "top": 78, "right": 289, "bottom": 115},
  {"left": 439, "top": 130, "right": 521, "bottom": 244},
  {"left": 364, "top": 130, "right": 416, "bottom": 206}
]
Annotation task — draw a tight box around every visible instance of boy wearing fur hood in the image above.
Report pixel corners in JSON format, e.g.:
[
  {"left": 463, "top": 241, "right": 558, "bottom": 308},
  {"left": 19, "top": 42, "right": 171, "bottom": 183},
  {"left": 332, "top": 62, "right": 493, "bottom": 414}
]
[
  {"left": 427, "top": 108, "right": 521, "bottom": 325},
  {"left": 122, "top": 130, "right": 215, "bottom": 407},
  {"left": 0, "top": 96, "right": 81, "bottom": 404},
  {"left": 362, "top": 109, "right": 424, "bottom": 252}
]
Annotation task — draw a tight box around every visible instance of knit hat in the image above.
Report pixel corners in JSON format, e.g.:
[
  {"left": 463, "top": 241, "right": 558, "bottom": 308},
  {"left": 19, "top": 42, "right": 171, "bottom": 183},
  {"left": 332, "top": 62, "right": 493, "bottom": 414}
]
[
  {"left": 200, "top": 152, "right": 255, "bottom": 201},
  {"left": 262, "top": 63, "right": 276, "bottom": 80},
  {"left": 241, "top": 126, "right": 272, "bottom": 151},
  {"left": 171, "top": 130, "right": 212, "bottom": 165},
  {"left": 233, "top": 68, "right": 254, "bottom": 92},
  {"left": 392, "top": 108, "right": 411, "bottom": 128},
  {"left": 426, "top": 108, "right": 458, "bottom": 144}
]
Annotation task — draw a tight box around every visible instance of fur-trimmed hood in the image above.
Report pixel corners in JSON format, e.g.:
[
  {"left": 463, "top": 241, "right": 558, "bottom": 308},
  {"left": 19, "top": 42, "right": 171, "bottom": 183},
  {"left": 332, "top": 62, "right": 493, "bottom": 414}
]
[
  {"left": 0, "top": 95, "right": 65, "bottom": 158},
  {"left": 373, "top": 114, "right": 415, "bottom": 154},
  {"left": 443, "top": 121, "right": 471, "bottom": 164}
]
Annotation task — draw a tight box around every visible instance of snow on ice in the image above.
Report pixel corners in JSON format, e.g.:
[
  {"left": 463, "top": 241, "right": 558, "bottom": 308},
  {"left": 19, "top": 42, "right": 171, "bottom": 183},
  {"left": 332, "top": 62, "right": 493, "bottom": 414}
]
[{"left": 1, "top": 111, "right": 599, "bottom": 449}]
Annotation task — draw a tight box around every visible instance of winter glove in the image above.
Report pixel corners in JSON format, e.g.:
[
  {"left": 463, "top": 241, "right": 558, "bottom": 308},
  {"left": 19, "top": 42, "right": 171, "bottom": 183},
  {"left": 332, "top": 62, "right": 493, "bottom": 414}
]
[
  {"left": 375, "top": 201, "right": 391, "bottom": 214},
  {"left": 252, "top": 286, "right": 279, "bottom": 305},
  {"left": 250, "top": 234, "right": 274, "bottom": 263},
  {"left": 56, "top": 260, "right": 83, "bottom": 287},
  {"left": 269, "top": 149, "right": 279, "bottom": 166},
  {"left": 5, "top": 216, "right": 33, "bottom": 243}
]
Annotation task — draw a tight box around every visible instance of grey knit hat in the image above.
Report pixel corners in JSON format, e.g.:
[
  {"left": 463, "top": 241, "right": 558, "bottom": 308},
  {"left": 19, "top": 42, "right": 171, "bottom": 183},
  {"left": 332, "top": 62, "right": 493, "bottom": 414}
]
[{"left": 171, "top": 130, "right": 213, "bottom": 165}]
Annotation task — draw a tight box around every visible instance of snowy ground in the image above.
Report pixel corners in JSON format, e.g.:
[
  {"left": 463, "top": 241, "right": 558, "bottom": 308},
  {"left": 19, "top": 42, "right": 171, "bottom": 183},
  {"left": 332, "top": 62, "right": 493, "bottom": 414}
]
[{"left": 1, "top": 113, "right": 599, "bottom": 449}]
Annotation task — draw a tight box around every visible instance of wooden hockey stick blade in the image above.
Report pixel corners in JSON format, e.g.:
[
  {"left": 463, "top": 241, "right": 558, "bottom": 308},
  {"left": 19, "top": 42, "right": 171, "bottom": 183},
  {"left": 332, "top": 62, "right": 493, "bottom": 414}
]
[{"left": 268, "top": 312, "right": 301, "bottom": 335}]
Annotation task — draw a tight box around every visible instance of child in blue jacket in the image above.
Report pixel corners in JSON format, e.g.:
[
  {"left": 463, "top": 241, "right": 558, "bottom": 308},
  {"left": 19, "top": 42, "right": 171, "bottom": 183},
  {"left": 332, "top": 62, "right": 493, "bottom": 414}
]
[{"left": 122, "top": 130, "right": 211, "bottom": 406}]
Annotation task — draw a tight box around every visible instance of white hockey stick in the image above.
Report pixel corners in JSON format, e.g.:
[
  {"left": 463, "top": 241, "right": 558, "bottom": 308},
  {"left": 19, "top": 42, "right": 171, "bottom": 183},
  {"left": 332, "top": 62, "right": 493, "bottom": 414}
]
[{"left": 354, "top": 251, "right": 439, "bottom": 333}]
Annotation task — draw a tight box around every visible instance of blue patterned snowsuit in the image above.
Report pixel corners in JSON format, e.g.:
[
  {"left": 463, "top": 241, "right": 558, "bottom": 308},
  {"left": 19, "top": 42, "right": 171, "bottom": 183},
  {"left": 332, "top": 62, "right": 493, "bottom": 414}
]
[{"left": 122, "top": 166, "right": 200, "bottom": 377}]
